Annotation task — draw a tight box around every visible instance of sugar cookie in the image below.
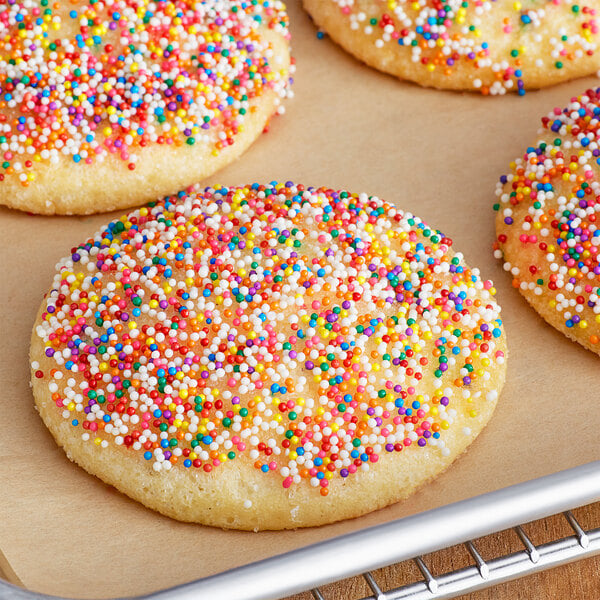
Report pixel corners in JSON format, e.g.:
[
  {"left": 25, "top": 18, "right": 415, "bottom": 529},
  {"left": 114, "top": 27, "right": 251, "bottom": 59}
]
[
  {"left": 32, "top": 182, "right": 507, "bottom": 530},
  {"left": 303, "top": 0, "right": 600, "bottom": 95},
  {"left": 0, "top": 1, "right": 291, "bottom": 214},
  {"left": 494, "top": 87, "right": 600, "bottom": 353}
]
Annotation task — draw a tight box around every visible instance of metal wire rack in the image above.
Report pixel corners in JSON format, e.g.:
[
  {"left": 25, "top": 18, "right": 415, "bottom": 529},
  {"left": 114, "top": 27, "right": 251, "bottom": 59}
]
[
  {"left": 1, "top": 461, "right": 600, "bottom": 600},
  {"left": 308, "top": 509, "right": 600, "bottom": 600}
]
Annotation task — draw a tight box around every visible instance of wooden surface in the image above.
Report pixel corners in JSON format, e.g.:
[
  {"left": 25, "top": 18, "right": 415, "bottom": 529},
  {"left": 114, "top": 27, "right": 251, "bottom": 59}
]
[{"left": 288, "top": 502, "right": 600, "bottom": 600}]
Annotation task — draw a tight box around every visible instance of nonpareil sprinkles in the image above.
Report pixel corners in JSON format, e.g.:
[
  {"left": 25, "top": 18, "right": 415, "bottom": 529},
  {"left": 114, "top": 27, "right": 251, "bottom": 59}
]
[
  {"left": 33, "top": 183, "right": 505, "bottom": 494},
  {"left": 330, "top": 0, "right": 599, "bottom": 95},
  {"left": 494, "top": 87, "right": 600, "bottom": 346},
  {"left": 0, "top": 0, "right": 291, "bottom": 187}
]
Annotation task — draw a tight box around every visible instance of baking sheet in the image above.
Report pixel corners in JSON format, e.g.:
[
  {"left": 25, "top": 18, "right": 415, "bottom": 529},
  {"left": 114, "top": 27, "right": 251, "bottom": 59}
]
[{"left": 2, "top": 1, "right": 600, "bottom": 597}]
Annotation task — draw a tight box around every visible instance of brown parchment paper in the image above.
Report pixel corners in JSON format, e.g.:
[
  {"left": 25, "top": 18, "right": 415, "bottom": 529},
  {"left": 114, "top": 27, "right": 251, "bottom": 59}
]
[{"left": 2, "top": 2, "right": 600, "bottom": 597}]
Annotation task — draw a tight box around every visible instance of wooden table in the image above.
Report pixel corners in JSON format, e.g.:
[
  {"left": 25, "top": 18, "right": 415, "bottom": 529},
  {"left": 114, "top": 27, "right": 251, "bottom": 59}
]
[{"left": 288, "top": 502, "right": 600, "bottom": 600}]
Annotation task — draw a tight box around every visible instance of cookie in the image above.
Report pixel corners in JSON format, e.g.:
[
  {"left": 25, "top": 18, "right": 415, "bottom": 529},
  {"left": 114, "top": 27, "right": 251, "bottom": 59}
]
[
  {"left": 0, "top": 1, "right": 291, "bottom": 215},
  {"left": 303, "top": 0, "right": 600, "bottom": 95},
  {"left": 31, "top": 182, "right": 507, "bottom": 530},
  {"left": 494, "top": 87, "right": 600, "bottom": 353}
]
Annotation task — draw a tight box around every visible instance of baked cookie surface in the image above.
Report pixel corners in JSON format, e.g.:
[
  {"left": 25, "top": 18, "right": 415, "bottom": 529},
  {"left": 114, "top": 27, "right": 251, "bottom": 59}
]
[
  {"left": 0, "top": 1, "right": 291, "bottom": 215},
  {"left": 494, "top": 87, "right": 600, "bottom": 354},
  {"left": 303, "top": 0, "right": 600, "bottom": 95},
  {"left": 31, "top": 182, "right": 507, "bottom": 530}
]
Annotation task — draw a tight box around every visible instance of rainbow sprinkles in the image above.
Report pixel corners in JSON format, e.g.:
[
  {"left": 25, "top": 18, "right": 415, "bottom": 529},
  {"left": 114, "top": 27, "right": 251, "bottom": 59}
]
[
  {"left": 0, "top": 0, "right": 291, "bottom": 191},
  {"left": 319, "top": 0, "right": 600, "bottom": 94},
  {"left": 494, "top": 87, "right": 600, "bottom": 352},
  {"left": 33, "top": 183, "right": 506, "bottom": 499}
]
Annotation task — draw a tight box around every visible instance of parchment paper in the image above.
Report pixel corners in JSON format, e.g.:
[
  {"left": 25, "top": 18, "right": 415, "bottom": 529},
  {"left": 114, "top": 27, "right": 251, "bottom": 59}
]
[{"left": 1, "top": 2, "right": 600, "bottom": 597}]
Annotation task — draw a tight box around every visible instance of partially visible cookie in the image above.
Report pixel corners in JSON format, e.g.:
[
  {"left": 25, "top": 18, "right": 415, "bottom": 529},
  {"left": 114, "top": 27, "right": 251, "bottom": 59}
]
[
  {"left": 494, "top": 87, "right": 600, "bottom": 353},
  {"left": 304, "top": 0, "right": 600, "bottom": 95},
  {"left": 0, "top": 1, "right": 291, "bottom": 215},
  {"left": 31, "top": 182, "right": 507, "bottom": 530}
]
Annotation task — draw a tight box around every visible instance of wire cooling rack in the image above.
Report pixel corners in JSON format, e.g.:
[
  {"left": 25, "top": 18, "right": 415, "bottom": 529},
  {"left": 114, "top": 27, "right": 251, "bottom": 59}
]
[
  {"left": 1, "top": 461, "right": 600, "bottom": 600},
  {"left": 308, "top": 508, "right": 600, "bottom": 600}
]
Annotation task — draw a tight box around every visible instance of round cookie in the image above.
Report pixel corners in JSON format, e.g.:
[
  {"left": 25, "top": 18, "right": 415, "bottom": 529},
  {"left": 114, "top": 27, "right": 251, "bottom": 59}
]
[
  {"left": 0, "top": 1, "right": 291, "bottom": 215},
  {"left": 494, "top": 87, "right": 600, "bottom": 353},
  {"left": 303, "top": 0, "right": 600, "bottom": 95},
  {"left": 31, "top": 182, "right": 507, "bottom": 530}
]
